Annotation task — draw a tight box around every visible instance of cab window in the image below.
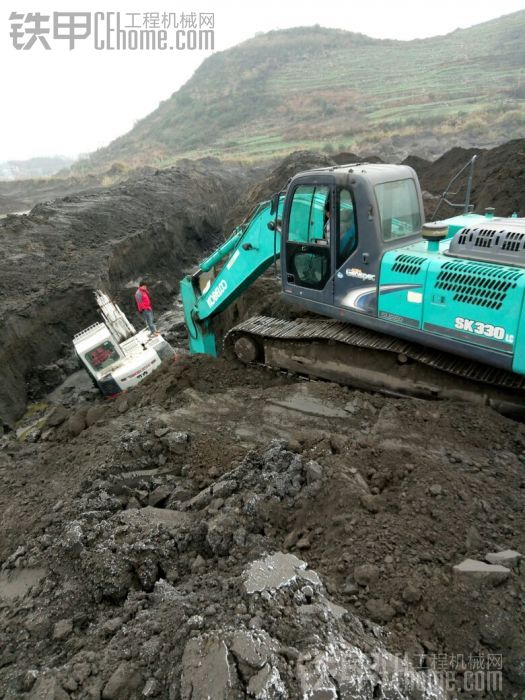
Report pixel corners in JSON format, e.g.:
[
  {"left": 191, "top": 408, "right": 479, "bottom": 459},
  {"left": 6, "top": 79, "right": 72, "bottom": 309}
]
[
  {"left": 85, "top": 341, "right": 121, "bottom": 372},
  {"left": 286, "top": 184, "right": 331, "bottom": 290},
  {"left": 375, "top": 179, "right": 421, "bottom": 241},
  {"left": 337, "top": 188, "right": 357, "bottom": 267},
  {"left": 288, "top": 184, "right": 330, "bottom": 244}
]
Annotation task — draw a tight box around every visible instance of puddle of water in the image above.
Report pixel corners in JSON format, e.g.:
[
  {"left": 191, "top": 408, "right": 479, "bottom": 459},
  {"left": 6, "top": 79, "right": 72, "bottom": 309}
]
[{"left": 47, "top": 369, "right": 94, "bottom": 404}]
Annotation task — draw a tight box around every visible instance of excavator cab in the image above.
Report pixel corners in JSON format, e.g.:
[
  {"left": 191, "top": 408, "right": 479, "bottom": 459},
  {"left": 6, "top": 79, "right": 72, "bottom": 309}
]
[{"left": 281, "top": 164, "right": 424, "bottom": 317}]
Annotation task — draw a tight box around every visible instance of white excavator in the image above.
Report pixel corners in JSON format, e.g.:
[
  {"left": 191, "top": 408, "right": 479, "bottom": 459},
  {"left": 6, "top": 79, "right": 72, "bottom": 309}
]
[{"left": 73, "top": 290, "right": 175, "bottom": 396}]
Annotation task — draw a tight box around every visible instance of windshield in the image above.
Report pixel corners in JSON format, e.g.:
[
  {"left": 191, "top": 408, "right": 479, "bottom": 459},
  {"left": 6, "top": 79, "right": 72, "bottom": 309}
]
[
  {"left": 84, "top": 340, "right": 121, "bottom": 372},
  {"left": 375, "top": 178, "right": 422, "bottom": 241}
]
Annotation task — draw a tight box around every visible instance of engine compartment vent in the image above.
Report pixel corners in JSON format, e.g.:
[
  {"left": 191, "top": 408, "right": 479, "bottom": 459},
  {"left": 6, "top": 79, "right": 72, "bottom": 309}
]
[
  {"left": 434, "top": 260, "right": 523, "bottom": 310},
  {"left": 446, "top": 225, "right": 525, "bottom": 267},
  {"left": 391, "top": 254, "right": 426, "bottom": 276}
]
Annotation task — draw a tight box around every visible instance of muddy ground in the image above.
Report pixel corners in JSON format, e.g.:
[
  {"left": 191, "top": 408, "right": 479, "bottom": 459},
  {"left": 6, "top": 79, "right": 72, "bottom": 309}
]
[
  {"left": 0, "top": 141, "right": 524, "bottom": 698},
  {"left": 0, "top": 349, "right": 524, "bottom": 699},
  {"left": 0, "top": 165, "right": 157, "bottom": 217}
]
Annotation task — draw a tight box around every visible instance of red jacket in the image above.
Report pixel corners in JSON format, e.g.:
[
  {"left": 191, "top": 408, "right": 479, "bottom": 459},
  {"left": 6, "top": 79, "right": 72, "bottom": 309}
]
[{"left": 135, "top": 287, "right": 152, "bottom": 312}]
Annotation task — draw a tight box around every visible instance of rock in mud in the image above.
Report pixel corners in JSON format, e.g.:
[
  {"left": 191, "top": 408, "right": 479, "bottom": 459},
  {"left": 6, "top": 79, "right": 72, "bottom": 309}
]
[
  {"left": 147, "top": 484, "right": 172, "bottom": 507},
  {"left": 52, "top": 618, "right": 73, "bottom": 640},
  {"left": 365, "top": 598, "right": 396, "bottom": 623},
  {"left": 247, "top": 664, "right": 286, "bottom": 698},
  {"left": 230, "top": 629, "right": 275, "bottom": 672},
  {"left": 66, "top": 410, "right": 87, "bottom": 437},
  {"left": 360, "top": 494, "right": 382, "bottom": 513},
  {"left": 465, "top": 525, "right": 484, "bottom": 552},
  {"left": 453, "top": 558, "right": 510, "bottom": 585},
  {"left": 243, "top": 552, "right": 322, "bottom": 594},
  {"left": 305, "top": 460, "right": 323, "bottom": 484},
  {"left": 46, "top": 405, "right": 69, "bottom": 427},
  {"left": 162, "top": 431, "right": 189, "bottom": 453},
  {"left": 28, "top": 675, "right": 69, "bottom": 700},
  {"left": 402, "top": 585, "right": 422, "bottom": 604},
  {"left": 102, "top": 662, "right": 143, "bottom": 699},
  {"left": 180, "top": 636, "right": 233, "bottom": 700},
  {"left": 485, "top": 549, "right": 522, "bottom": 567},
  {"left": 118, "top": 505, "right": 193, "bottom": 530},
  {"left": 354, "top": 564, "right": 380, "bottom": 587},
  {"left": 85, "top": 404, "right": 107, "bottom": 427}
]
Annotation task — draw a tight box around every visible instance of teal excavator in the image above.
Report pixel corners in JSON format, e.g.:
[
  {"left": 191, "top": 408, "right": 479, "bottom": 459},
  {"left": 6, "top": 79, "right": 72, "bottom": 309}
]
[{"left": 181, "top": 160, "right": 525, "bottom": 417}]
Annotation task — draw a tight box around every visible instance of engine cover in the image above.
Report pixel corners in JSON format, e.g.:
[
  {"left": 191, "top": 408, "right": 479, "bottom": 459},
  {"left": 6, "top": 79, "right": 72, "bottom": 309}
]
[{"left": 445, "top": 218, "right": 525, "bottom": 268}]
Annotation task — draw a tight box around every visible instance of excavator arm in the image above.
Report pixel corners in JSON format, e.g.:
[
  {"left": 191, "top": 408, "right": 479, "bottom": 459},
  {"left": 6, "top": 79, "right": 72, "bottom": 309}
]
[{"left": 180, "top": 195, "right": 284, "bottom": 356}]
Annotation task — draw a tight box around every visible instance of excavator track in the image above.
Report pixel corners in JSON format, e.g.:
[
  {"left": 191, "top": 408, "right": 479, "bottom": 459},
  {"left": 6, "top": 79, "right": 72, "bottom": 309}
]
[{"left": 225, "top": 315, "right": 525, "bottom": 419}]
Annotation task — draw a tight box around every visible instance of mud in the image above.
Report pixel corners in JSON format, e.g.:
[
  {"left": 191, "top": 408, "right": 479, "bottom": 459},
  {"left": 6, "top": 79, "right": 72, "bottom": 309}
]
[
  {"left": 1, "top": 353, "right": 524, "bottom": 698},
  {"left": 1, "top": 144, "right": 525, "bottom": 698},
  {"left": 413, "top": 139, "right": 525, "bottom": 219},
  {"left": 0, "top": 165, "right": 159, "bottom": 217}
]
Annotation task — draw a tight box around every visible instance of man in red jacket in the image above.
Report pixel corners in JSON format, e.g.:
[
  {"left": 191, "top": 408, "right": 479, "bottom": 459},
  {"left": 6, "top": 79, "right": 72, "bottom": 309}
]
[{"left": 135, "top": 282, "right": 159, "bottom": 336}]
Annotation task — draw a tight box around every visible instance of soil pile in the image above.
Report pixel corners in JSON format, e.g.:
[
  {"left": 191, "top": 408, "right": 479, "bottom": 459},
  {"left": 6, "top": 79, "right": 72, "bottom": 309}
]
[
  {"left": 227, "top": 138, "right": 525, "bottom": 231},
  {"left": 224, "top": 152, "right": 336, "bottom": 233},
  {"left": 404, "top": 139, "right": 525, "bottom": 219},
  {"left": 0, "top": 354, "right": 524, "bottom": 698}
]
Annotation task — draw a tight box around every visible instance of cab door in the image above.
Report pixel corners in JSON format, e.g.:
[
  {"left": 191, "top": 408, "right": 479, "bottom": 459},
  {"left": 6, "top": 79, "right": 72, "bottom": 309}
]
[
  {"left": 332, "top": 185, "right": 378, "bottom": 315},
  {"left": 282, "top": 180, "right": 335, "bottom": 306}
]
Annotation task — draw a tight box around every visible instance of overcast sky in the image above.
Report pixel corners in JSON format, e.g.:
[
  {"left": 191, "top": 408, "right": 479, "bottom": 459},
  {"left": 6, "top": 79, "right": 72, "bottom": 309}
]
[{"left": 1, "top": 0, "right": 524, "bottom": 161}]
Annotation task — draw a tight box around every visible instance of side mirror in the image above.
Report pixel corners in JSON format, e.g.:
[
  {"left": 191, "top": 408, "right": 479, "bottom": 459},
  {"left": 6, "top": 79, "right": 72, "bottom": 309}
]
[
  {"left": 270, "top": 193, "right": 280, "bottom": 215},
  {"left": 267, "top": 218, "right": 282, "bottom": 232}
]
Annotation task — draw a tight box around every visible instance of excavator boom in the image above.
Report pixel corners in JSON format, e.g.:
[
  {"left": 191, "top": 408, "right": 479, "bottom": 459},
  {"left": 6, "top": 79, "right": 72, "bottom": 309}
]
[{"left": 180, "top": 197, "right": 283, "bottom": 356}]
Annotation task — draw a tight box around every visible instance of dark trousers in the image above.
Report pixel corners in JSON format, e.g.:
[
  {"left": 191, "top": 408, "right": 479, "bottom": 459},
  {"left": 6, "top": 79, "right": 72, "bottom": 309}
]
[{"left": 142, "top": 309, "right": 156, "bottom": 333}]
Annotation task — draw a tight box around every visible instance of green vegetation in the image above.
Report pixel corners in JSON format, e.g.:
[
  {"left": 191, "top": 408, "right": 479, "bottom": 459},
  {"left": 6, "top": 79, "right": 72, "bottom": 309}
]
[{"left": 76, "top": 12, "right": 525, "bottom": 171}]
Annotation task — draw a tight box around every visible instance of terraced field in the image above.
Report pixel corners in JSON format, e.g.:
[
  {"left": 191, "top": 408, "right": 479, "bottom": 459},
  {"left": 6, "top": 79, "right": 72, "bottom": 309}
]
[{"left": 78, "top": 11, "right": 525, "bottom": 170}]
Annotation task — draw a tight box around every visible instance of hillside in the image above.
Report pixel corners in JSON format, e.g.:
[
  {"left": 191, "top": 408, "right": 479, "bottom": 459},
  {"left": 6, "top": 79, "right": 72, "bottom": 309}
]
[{"left": 77, "top": 11, "right": 525, "bottom": 171}]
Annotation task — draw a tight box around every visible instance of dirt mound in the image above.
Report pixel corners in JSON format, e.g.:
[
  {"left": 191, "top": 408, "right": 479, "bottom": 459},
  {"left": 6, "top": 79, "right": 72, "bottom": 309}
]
[
  {"left": 227, "top": 140, "right": 525, "bottom": 238},
  {"left": 401, "top": 154, "right": 432, "bottom": 179},
  {"left": 333, "top": 152, "right": 385, "bottom": 166},
  {"left": 415, "top": 139, "right": 525, "bottom": 219},
  {"left": 1, "top": 354, "right": 524, "bottom": 698}
]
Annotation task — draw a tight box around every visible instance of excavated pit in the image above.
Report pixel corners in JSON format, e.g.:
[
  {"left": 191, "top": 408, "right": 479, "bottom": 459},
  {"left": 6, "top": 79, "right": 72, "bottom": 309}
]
[{"left": 0, "top": 160, "right": 267, "bottom": 429}]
